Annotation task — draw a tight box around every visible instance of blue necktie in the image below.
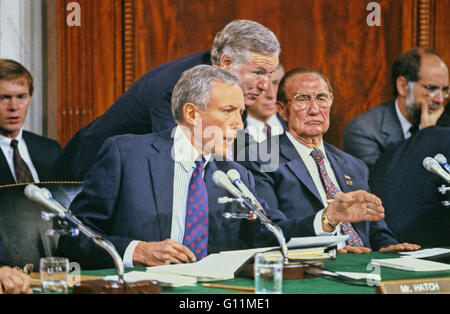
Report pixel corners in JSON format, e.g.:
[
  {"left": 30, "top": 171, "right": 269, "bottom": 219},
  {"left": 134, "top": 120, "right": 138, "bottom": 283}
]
[{"left": 183, "top": 159, "right": 209, "bottom": 260}]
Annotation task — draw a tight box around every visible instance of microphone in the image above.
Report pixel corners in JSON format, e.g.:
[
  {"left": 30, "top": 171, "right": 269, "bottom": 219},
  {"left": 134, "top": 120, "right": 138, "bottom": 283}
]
[
  {"left": 24, "top": 184, "right": 67, "bottom": 218},
  {"left": 226, "top": 169, "right": 268, "bottom": 215},
  {"left": 434, "top": 154, "right": 450, "bottom": 174},
  {"left": 24, "top": 184, "right": 126, "bottom": 279},
  {"left": 212, "top": 170, "right": 244, "bottom": 198},
  {"left": 423, "top": 157, "right": 450, "bottom": 183}
]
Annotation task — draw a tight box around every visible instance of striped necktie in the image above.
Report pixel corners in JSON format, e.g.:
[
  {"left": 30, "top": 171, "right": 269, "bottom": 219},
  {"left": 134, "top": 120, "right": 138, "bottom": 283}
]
[
  {"left": 10, "top": 139, "right": 34, "bottom": 183},
  {"left": 310, "top": 149, "right": 364, "bottom": 247}
]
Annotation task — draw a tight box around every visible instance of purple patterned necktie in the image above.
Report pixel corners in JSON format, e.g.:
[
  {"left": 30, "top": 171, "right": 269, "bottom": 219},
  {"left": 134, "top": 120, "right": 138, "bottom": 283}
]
[
  {"left": 310, "top": 149, "right": 364, "bottom": 247},
  {"left": 183, "top": 159, "right": 209, "bottom": 260},
  {"left": 10, "top": 139, "right": 34, "bottom": 184}
]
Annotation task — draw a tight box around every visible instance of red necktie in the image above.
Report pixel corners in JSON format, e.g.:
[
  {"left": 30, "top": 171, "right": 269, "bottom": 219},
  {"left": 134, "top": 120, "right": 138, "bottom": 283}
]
[
  {"left": 311, "top": 149, "right": 364, "bottom": 247},
  {"left": 182, "top": 159, "right": 209, "bottom": 260},
  {"left": 10, "top": 139, "right": 34, "bottom": 184}
]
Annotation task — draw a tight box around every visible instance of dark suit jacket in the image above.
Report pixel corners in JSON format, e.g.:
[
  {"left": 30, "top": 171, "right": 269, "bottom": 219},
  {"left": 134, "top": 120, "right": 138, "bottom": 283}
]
[
  {"left": 53, "top": 51, "right": 212, "bottom": 181},
  {"left": 0, "top": 232, "right": 9, "bottom": 266},
  {"left": 370, "top": 126, "right": 450, "bottom": 247},
  {"left": 343, "top": 100, "right": 404, "bottom": 171},
  {"left": 239, "top": 132, "right": 398, "bottom": 250},
  {"left": 57, "top": 129, "right": 287, "bottom": 270},
  {"left": 0, "top": 131, "right": 62, "bottom": 186}
]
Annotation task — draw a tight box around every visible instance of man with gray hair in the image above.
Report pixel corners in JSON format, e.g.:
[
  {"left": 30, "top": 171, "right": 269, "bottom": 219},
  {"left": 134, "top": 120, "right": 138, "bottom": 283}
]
[
  {"left": 57, "top": 65, "right": 287, "bottom": 269},
  {"left": 54, "top": 19, "right": 280, "bottom": 181}
]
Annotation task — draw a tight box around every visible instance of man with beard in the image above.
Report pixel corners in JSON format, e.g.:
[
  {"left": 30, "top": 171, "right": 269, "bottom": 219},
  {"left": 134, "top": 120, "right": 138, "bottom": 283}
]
[{"left": 343, "top": 48, "right": 449, "bottom": 170}]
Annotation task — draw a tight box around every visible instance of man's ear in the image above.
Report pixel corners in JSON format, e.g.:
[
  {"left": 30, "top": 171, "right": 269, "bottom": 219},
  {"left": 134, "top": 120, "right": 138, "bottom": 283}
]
[
  {"left": 396, "top": 76, "right": 410, "bottom": 97},
  {"left": 276, "top": 101, "right": 289, "bottom": 122},
  {"left": 219, "top": 54, "right": 234, "bottom": 71},
  {"left": 182, "top": 102, "right": 199, "bottom": 126}
]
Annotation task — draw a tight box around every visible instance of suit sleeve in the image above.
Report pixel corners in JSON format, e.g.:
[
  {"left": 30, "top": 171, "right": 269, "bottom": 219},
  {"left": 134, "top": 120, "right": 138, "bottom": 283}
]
[{"left": 57, "top": 137, "right": 135, "bottom": 269}]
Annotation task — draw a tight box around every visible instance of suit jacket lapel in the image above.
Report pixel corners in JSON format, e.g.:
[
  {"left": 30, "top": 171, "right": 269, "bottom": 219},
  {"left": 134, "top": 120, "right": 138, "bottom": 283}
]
[
  {"left": 148, "top": 130, "right": 175, "bottom": 240},
  {"left": 279, "top": 133, "right": 323, "bottom": 203},
  {"left": 381, "top": 100, "right": 404, "bottom": 145},
  {"left": 0, "top": 149, "right": 15, "bottom": 185}
]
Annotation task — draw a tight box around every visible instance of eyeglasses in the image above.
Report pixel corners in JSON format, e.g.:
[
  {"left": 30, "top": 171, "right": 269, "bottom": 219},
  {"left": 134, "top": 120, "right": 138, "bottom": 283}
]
[
  {"left": 285, "top": 92, "right": 334, "bottom": 110},
  {"left": 416, "top": 82, "right": 450, "bottom": 99}
]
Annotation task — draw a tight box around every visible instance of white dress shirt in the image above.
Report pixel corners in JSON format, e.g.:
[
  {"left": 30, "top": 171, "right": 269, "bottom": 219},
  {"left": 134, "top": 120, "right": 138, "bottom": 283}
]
[
  {"left": 123, "top": 126, "right": 211, "bottom": 267},
  {"left": 246, "top": 114, "right": 284, "bottom": 143},
  {"left": 0, "top": 129, "right": 40, "bottom": 183},
  {"left": 285, "top": 132, "right": 343, "bottom": 239}
]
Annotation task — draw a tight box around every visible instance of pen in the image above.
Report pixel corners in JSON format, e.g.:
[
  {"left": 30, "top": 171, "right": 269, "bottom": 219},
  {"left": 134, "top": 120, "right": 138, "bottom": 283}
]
[{"left": 201, "top": 283, "right": 255, "bottom": 292}]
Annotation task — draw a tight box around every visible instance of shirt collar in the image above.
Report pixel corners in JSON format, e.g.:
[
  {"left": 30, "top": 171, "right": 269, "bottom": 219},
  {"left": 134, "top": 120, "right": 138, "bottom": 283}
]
[
  {"left": 285, "top": 131, "right": 327, "bottom": 161},
  {"left": 0, "top": 129, "right": 24, "bottom": 146},
  {"left": 173, "top": 125, "right": 211, "bottom": 172}
]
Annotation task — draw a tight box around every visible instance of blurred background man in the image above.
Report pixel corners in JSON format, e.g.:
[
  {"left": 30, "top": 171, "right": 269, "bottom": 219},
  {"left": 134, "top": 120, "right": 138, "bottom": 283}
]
[{"left": 344, "top": 48, "right": 449, "bottom": 170}]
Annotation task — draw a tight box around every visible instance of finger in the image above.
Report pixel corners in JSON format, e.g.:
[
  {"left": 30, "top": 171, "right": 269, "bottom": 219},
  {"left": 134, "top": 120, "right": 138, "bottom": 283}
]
[
  {"left": 170, "top": 242, "right": 197, "bottom": 263},
  {"left": 337, "top": 248, "right": 348, "bottom": 254}
]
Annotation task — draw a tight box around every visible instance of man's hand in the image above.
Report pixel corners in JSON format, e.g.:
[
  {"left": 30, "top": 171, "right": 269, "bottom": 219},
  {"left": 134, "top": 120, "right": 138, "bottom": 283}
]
[
  {"left": 379, "top": 243, "right": 421, "bottom": 252},
  {"left": 338, "top": 245, "right": 372, "bottom": 254},
  {"left": 420, "top": 100, "right": 445, "bottom": 128},
  {"left": 0, "top": 266, "right": 32, "bottom": 294},
  {"left": 132, "top": 239, "right": 197, "bottom": 266},
  {"left": 325, "top": 190, "right": 385, "bottom": 227}
]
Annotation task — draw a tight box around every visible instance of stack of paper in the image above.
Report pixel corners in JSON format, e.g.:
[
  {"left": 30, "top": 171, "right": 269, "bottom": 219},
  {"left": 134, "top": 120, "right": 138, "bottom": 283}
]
[{"left": 371, "top": 257, "right": 450, "bottom": 272}]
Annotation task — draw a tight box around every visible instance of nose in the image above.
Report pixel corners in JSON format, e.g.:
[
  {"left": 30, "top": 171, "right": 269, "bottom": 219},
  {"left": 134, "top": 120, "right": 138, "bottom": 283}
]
[
  {"left": 431, "top": 89, "right": 445, "bottom": 104},
  {"left": 306, "top": 97, "right": 321, "bottom": 114},
  {"left": 233, "top": 110, "right": 244, "bottom": 131},
  {"left": 257, "top": 74, "right": 271, "bottom": 92},
  {"left": 7, "top": 97, "right": 20, "bottom": 110}
]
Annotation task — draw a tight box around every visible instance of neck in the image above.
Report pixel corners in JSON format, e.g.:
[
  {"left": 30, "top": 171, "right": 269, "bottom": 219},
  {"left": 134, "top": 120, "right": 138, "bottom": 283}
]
[
  {"left": 247, "top": 110, "right": 271, "bottom": 124},
  {"left": 287, "top": 128, "right": 322, "bottom": 148}
]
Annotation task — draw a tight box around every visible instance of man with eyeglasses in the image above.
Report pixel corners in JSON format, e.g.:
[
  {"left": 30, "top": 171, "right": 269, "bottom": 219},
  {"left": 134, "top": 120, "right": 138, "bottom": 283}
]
[
  {"left": 344, "top": 48, "right": 449, "bottom": 170},
  {"left": 239, "top": 67, "right": 420, "bottom": 254}
]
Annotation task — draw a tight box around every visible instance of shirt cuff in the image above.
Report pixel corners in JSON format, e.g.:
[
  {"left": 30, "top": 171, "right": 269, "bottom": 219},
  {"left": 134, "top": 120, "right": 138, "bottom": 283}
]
[
  {"left": 313, "top": 209, "right": 338, "bottom": 236},
  {"left": 123, "top": 240, "right": 141, "bottom": 268}
]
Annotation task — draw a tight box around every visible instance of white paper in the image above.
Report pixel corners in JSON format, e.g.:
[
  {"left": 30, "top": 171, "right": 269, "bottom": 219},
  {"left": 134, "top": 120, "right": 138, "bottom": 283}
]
[
  {"left": 145, "top": 250, "right": 256, "bottom": 282},
  {"left": 371, "top": 257, "right": 450, "bottom": 272},
  {"left": 287, "top": 235, "right": 349, "bottom": 248},
  {"left": 399, "top": 248, "right": 450, "bottom": 259}
]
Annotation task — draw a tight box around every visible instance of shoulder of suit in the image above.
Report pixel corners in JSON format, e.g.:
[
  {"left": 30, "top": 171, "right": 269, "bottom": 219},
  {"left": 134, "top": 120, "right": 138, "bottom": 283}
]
[
  {"left": 324, "top": 142, "right": 367, "bottom": 170},
  {"left": 345, "top": 99, "right": 395, "bottom": 129},
  {"left": 23, "top": 130, "right": 61, "bottom": 148}
]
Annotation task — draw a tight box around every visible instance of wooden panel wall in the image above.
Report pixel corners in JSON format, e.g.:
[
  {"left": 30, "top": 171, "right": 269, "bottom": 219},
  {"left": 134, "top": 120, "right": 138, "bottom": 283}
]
[{"left": 53, "top": 0, "right": 449, "bottom": 148}]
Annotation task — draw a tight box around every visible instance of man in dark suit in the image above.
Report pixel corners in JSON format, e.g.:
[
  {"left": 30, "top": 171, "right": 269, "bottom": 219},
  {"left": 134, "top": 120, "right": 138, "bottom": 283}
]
[
  {"left": 370, "top": 104, "right": 450, "bottom": 247},
  {"left": 53, "top": 20, "right": 280, "bottom": 181},
  {"left": 344, "top": 48, "right": 449, "bottom": 170},
  {"left": 0, "top": 59, "right": 61, "bottom": 186},
  {"left": 240, "top": 67, "right": 420, "bottom": 253},
  {"left": 57, "top": 65, "right": 292, "bottom": 270}
]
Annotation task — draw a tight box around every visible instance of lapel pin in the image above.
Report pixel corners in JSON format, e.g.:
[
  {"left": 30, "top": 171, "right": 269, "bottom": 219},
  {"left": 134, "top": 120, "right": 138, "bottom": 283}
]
[{"left": 344, "top": 175, "right": 353, "bottom": 186}]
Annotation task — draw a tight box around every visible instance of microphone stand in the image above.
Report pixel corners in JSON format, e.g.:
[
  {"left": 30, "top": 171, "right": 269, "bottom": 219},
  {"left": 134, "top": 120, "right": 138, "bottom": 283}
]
[
  {"left": 438, "top": 184, "right": 450, "bottom": 207},
  {"left": 220, "top": 196, "right": 289, "bottom": 264}
]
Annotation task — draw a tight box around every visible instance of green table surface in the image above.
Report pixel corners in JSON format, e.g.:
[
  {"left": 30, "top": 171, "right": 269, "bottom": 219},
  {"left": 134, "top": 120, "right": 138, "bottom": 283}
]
[{"left": 80, "top": 249, "right": 450, "bottom": 294}]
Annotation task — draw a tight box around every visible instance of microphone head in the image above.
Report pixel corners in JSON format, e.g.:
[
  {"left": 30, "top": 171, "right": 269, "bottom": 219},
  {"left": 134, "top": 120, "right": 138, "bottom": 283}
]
[
  {"left": 24, "top": 184, "right": 41, "bottom": 200},
  {"left": 212, "top": 170, "right": 228, "bottom": 186},
  {"left": 423, "top": 156, "right": 437, "bottom": 171},
  {"left": 40, "top": 187, "right": 52, "bottom": 199},
  {"left": 434, "top": 153, "right": 447, "bottom": 164},
  {"left": 226, "top": 169, "right": 241, "bottom": 182}
]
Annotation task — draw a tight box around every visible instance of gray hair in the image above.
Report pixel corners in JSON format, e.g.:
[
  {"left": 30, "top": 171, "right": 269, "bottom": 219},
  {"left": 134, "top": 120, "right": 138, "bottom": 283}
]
[
  {"left": 210, "top": 20, "right": 280, "bottom": 68},
  {"left": 172, "top": 65, "right": 240, "bottom": 123}
]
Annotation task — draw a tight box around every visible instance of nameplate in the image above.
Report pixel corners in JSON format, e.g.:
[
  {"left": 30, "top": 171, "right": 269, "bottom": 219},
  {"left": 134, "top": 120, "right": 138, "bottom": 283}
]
[{"left": 377, "top": 277, "right": 450, "bottom": 294}]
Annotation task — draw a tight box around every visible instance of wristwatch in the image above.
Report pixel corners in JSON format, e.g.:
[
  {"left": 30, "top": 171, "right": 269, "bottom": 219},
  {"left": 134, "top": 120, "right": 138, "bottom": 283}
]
[{"left": 322, "top": 208, "right": 337, "bottom": 229}]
